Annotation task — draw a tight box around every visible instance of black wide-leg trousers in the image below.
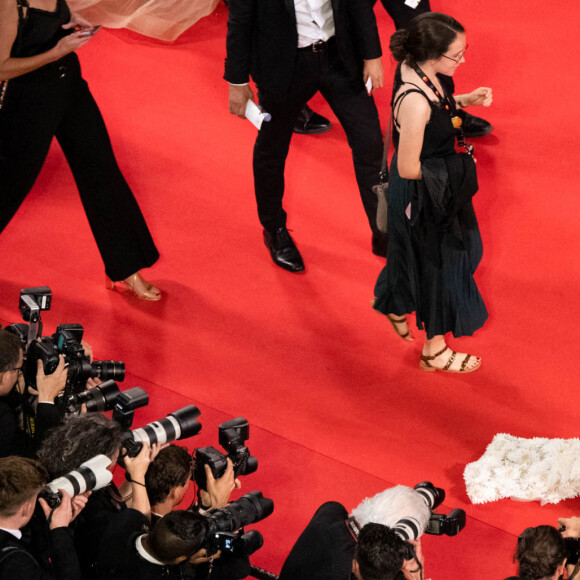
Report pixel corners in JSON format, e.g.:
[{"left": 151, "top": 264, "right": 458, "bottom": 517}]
[
  {"left": 253, "top": 41, "right": 383, "bottom": 236},
  {"left": 0, "top": 53, "right": 159, "bottom": 281}
]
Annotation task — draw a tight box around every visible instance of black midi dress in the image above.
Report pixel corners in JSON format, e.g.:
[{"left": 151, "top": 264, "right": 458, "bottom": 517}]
[{"left": 373, "top": 71, "right": 488, "bottom": 339}]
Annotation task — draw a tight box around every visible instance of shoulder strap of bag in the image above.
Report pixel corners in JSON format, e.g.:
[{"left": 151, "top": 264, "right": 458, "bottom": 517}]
[
  {"left": 378, "top": 112, "right": 392, "bottom": 185},
  {"left": 0, "top": 544, "right": 37, "bottom": 567}
]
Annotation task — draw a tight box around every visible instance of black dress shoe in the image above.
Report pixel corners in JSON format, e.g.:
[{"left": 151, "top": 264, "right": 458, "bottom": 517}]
[
  {"left": 458, "top": 110, "right": 493, "bottom": 138},
  {"left": 263, "top": 227, "right": 305, "bottom": 272},
  {"left": 372, "top": 231, "right": 387, "bottom": 258},
  {"left": 293, "top": 104, "right": 332, "bottom": 135}
]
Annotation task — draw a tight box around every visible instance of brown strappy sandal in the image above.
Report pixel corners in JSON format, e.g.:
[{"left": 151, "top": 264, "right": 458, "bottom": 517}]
[
  {"left": 386, "top": 314, "right": 413, "bottom": 342},
  {"left": 420, "top": 345, "right": 481, "bottom": 373}
]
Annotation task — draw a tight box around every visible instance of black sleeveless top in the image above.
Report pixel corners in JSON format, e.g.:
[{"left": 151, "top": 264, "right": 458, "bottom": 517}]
[
  {"left": 391, "top": 64, "right": 458, "bottom": 160},
  {"left": 11, "top": 0, "right": 71, "bottom": 58}
]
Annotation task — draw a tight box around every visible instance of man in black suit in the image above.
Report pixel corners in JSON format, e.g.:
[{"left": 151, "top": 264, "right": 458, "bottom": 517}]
[
  {"left": 0, "top": 456, "right": 86, "bottom": 580},
  {"left": 225, "top": 0, "right": 387, "bottom": 271},
  {"left": 278, "top": 502, "right": 422, "bottom": 580}
]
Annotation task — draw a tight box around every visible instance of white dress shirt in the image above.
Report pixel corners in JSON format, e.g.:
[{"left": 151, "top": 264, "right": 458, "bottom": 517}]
[{"left": 294, "top": 0, "right": 335, "bottom": 48}]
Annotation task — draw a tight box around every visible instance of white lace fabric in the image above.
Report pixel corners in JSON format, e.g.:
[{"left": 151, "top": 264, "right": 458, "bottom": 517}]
[{"left": 464, "top": 433, "right": 580, "bottom": 505}]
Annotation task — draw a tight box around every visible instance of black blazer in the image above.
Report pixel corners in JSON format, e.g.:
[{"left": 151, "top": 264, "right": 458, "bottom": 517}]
[
  {"left": 224, "top": 0, "right": 382, "bottom": 95},
  {"left": 0, "top": 528, "right": 80, "bottom": 580}
]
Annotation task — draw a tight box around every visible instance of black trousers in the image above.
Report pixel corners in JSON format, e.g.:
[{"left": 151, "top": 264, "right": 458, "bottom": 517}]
[
  {"left": 375, "top": 0, "right": 431, "bottom": 30},
  {"left": 254, "top": 40, "right": 383, "bottom": 235},
  {"left": 0, "top": 53, "right": 159, "bottom": 281}
]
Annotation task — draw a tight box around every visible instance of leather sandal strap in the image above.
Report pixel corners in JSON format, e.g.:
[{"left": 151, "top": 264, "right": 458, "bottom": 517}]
[
  {"left": 443, "top": 350, "right": 457, "bottom": 371},
  {"left": 460, "top": 354, "right": 471, "bottom": 372},
  {"left": 388, "top": 316, "right": 407, "bottom": 324},
  {"left": 420, "top": 345, "right": 449, "bottom": 362}
]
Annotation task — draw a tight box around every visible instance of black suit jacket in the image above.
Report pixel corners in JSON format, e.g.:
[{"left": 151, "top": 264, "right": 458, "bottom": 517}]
[
  {"left": 224, "top": 0, "right": 382, "bottom": 95},
  {"left": 0, "top": 528, "right": 80, "bottom": 580},
  {"left": 278, "top": 502, "right": 355, "bottom": 580}
]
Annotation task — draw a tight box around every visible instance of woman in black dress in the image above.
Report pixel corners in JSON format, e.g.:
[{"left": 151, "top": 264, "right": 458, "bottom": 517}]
[
  {"left": 0, "top": 0, "right": 161, "bottom": 300},
  {"left": 373, "top": 13, "right": 492, "bottom": 373}
]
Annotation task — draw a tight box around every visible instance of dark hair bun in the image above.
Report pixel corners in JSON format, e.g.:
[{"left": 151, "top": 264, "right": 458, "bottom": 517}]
[{"left": 389, "top": 29, "right": 409, "bottom": 63}]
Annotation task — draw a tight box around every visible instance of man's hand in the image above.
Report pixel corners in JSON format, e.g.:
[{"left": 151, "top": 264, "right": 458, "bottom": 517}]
[
  {"left": 30, "top": 355, "right": 68, "bottom": 402},
  {"left": 39, "top": 489, "right": 78, "bottom": 530},
  {"left": 229, "top": 84, "right": 254, "bottom": 118},
  {"left": 188, "top": 548, "right": 222, "bottom": 565},
  {"left": 363, "top": 58, "right": 384, "bottom": 93},
  {"left": 123, "top": 442, "right": 166, "bottom": 483},
  {"left": 199, "top": 458, "right": 241, "bottom": 511},
  {"left": 559, "top": 516, "right": 580, "bottom": 538},
  {"left": 401, "top": 539, "right": 424, "bottom": 580}
]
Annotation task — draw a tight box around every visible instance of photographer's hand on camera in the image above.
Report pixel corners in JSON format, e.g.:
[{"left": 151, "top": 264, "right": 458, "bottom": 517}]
[
  {"left": 123, "top": 442, "right": 165, "bottom": 516},
  {"left": 200, "top": 458, "right": 241, "bottom": 512},
  {"left": 188, "top": 547, "right": 222, "bottom": 565},
  {"left": 402, "top": 539, "right": 425, "bottom": 580},
  {"left": 29, "top": 355, "right": 68, "bottom": 403},
  {"left": 559, "top": 516, "right": 580, "bottom": 538},
  {"left": 38, "top": 489, "right": 90, "bottom": 530}
]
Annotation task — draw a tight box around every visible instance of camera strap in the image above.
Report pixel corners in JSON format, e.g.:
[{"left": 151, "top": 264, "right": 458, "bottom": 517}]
[{"left": 346, "top": 516, "right": 361, "bottom": 542}]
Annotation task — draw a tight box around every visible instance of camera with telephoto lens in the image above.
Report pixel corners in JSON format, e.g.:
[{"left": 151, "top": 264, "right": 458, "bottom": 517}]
[
  {"left": 193, "top": 417, "right": 258, "bottom": 491},
  {"left": 38, "top": 455, "right": 113, "bottom": 509},
  {"left": 5, "top": 288, "right": 125, "bottom": 396},
  {"left": 65, "top": 382, "right": 148, "bottom": 419},
  {"left": 204, "top": 491, "right": 274, "bottom": 556},
  {"left": 121, "top": 405, "right": 202, "bottom": 458},
  {"left": 391, "top": 482, "right": 466, "bottom": 559}
]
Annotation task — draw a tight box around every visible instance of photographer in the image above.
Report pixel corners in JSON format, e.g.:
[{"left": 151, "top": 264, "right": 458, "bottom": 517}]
[
  {"left": 0, "top": 329, "right": 68, "bottom": 458},
  {"left": 279, "top": 486, "right": 432, "bottom": 580},
  {"left": 505, "top": 525, "right": 567, "bottom": 580},
  {"left": 0, "top": 456, "right": 88, "bottom": 580},
  {"left": 98, "top": 454, "right": 248, "bottom": 580},
  {"left": 35, "top": 414, "right": 159, "bottom": 579},
  {"left": 146, "top": 445, "right": 194, "bottom": 523}
]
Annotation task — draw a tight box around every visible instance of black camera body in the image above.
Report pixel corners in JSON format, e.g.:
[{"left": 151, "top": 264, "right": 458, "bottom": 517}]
[
  {"left": 425, "top": 509, "right": 466, "bottom": 536},
  {"left": 194, "top": 417, "right": 258, "bottom": 491},
  {"left": 206, "top": 530, "right": 264, "bottom": 558},
  {"left": 562, "top": 536, "right": 580, "bottom": 566},
  {"left": 9, "top": 318, "right": 125, "bottom": 396},
  {"left": 38, "top": 489, "right": 63, "bottom": 510},
  {"left": 203, "top": 491, "right": 273, "bottom": 556}
]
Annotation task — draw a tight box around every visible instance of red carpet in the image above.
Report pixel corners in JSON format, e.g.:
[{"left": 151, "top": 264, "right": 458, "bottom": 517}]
[{"left": 2, "top": 1, "right": 580, "bottom": 577}]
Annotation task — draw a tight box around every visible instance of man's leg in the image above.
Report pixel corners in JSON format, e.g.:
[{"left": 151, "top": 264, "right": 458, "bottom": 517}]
[
  {"left": 254, "top": 57, "right": 318, "bottom": 271},
  {"left": 319, "top": 55, "right": 386, "bottom": 256}
]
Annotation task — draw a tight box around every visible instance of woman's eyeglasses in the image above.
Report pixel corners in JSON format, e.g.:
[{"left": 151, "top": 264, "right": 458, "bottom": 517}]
[{"left": 442, "top": 45, "right": 468, "bottom": 63}]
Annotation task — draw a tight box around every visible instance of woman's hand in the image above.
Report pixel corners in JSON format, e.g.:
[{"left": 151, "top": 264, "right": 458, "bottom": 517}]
[
  {"left": 51, "top": 30, "right": 93, "bottom": 59},
  {"left": 464, "top": 87, "right": 493, "bottom": 107},
  {"left": 62, "top": 13, "right": 94, "bottom": 31}
]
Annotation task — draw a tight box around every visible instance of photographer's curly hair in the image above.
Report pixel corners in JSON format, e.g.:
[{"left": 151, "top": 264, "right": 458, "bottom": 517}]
[
  {"left": 390, "top": 12, "right": 464, "bottom": 68},
  {"left": 355, "top": 523, "right": 407, "bottom": 580},
  {"left": 37, "top": 413, "right": 123, "bottom": 478},
  {"left": 515, "top": 525, "right": 566, "bottom": 580}
]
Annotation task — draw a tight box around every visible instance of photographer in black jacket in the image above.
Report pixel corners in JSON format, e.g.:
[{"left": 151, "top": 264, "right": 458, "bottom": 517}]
[
  {"left": 98, "top": 450, "right": 250, "bottom": 580},
  {"left": 0, "top": 456, "right": 88, "bottom": 580},
  {"left": 0, "top": 329, "right": 67, "bottom": 458}
]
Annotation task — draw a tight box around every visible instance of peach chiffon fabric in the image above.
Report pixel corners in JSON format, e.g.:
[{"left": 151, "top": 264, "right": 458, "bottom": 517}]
[{"left": 67, "top": 0, "right": 220, "bottom": 41}]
